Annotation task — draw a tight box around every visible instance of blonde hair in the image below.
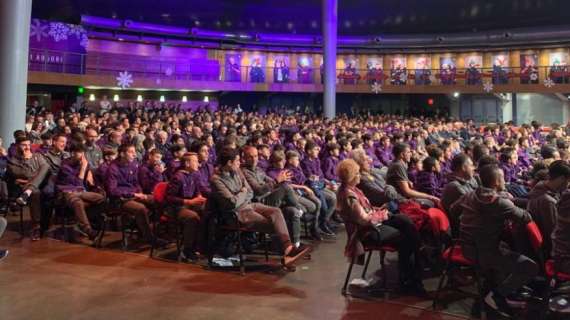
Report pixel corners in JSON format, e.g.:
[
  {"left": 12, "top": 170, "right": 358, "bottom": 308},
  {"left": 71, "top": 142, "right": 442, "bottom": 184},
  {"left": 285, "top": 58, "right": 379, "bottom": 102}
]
[{"left": 337, "top": 159, "right": 360, "bottom": 185}]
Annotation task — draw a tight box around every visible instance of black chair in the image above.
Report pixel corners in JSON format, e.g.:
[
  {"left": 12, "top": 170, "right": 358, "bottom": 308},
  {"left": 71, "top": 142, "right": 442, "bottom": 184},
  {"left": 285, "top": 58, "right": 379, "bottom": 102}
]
[
  {"left": 206, "top": 202, "right": 271, "bottom": 275},
  {"left": 148, "top": 182, "right": 182, "bottom": 260}
]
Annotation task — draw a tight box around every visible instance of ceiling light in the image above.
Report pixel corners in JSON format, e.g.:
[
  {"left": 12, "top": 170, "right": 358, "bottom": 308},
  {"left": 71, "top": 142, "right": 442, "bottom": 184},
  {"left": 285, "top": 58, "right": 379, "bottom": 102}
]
[
  {"left": 89, "top": 94, "right": 95, "bottom": 101},
  {"left": 113, "top": 94, "right": 119, "bottom": 102}
]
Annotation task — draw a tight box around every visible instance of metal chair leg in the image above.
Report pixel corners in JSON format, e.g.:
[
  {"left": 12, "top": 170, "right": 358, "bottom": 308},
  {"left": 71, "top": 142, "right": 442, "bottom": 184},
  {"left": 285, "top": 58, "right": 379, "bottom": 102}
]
[
  {"left": 19, "top": 206, "right": 24, "bottom": 236},
  {"left": 380, "top": 250, "right": 387, "bottom": 288},
  {"left": 361, "top": 251, "right": 373, "bottom": 279},
  {"left": 237, "top": 230, "right": 245, "bottom": 275},
  {"left": 432, "top": 259, "right": 452, "bottom": 310},
  {"left": 342, "top": 256, "right": 356, "bottom": 296},
  {"left": 264, "top": 233, "right": 269, "bottom": 262}
]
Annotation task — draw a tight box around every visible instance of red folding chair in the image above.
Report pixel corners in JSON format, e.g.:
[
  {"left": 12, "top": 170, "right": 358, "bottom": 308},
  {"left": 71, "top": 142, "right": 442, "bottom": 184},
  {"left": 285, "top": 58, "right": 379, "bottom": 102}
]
[{"left": 149, "top": 182, "right": 182, "bottom": 260}]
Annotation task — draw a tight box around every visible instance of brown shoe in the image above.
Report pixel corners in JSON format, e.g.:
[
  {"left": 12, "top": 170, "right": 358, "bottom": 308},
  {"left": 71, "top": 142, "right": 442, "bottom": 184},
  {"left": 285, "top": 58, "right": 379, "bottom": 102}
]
[{"left": 282, "top": 244, "right": 312, "bottom": 267}]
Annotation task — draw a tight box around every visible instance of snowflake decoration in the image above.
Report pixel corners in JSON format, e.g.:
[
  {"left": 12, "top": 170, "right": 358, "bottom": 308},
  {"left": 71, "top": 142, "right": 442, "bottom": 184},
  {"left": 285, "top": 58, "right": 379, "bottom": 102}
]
[
  {"left": 67, "top": 24, "right": 86, "bottom": 38},
  {"left": 30, "top": 19, "right": 48, "bottom": 42},
  {"left": 371, "top": 82, "right": 382, "bottom": 94},
  {"left": 544, "top": 78, "right": 555, "bottom": 88},
  {"left": 80, "top": 34, "right": 89, "bottom": 48},
  {"left": 164, "top": 67, "right": 173, "bottom": 76},
  {"left": 483, "top": 81, "right": 494, "bottom": 93},
  {"left": 116, "top": 71, "right": 133, "bottom": 89},
  {"left": 48, "top": 22, "right": 69, "bottom": 42}
]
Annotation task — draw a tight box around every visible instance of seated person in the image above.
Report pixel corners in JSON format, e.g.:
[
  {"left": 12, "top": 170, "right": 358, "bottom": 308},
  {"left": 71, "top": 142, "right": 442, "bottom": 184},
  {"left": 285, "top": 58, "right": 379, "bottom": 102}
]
[
  {"left": 441, "top": 153, "right": 478, "bottom": 233},
  {"left": 106, "top": 144, "right": 161, "bottom": 246},
  {"left": 350, "top": 149, "right": 403, "bottom": 207},
  {"left": 138, "top": 149, "right": 165, "bottom": 194},
  {"left": 94, "top": 148, "right": 117, "bottom": 189},
  {"left": 321, "top": 142, "right": 341, "bottom": 182},
  {"left": 416, "top": 157, "right": 442, "bottom": 198},
  {"left": 500, "top": 147, "right": 527, "bottom": 198},
  {"left": 165, "top": 152, "right": 208, "bottom": 262},
  {"left": 376, "top": 136, "right": 393, "bottom": 167},
  {"left": 0, "top": 216, "right": 8, "bottom": 261},
  {"left": 362, "top": 134, "right": 382, "bottom": 168},
  {"left": 336, "top": 159, "right": 424, "bottom": 294},
  {"left": 210, "top": 147, "right": 310, "bottom": 267},
  {"left": 55, "top": 143, "right": 105, "bottom": 240},
  {"left": 301, "top": 141, "right": 338, "bottom": 234},
  {"left": 527, "top": 160, "right": 570, "bottom": 257},
  {"left": 242, "top": 146, "right": 306, "bottom": 248},
  {"left": 554, "top": 190, "right": 570, "bottom": 274},
  {"left": 7, "top": 135, "right": 50, "bottom": 240},
  {"left": 165, "top": 145, "right": 186, "bottom": 179},
  {"left": 386, "top": 142, "right": 440, "bottom": 207},
  {"left": 456, "top": 164, "right": 537, "bottom": 317},
  {"left": 268, "top": 151, "right": 323, "bottom": 240},
  {"left": 256, "top": 144, "right": 271, "bottom": 172},
  {"left": 407, "top": 155, "right": 422, "bottom": 187},
  {"left": 190, "top": 141, "right": 214, "bottom": 197}
]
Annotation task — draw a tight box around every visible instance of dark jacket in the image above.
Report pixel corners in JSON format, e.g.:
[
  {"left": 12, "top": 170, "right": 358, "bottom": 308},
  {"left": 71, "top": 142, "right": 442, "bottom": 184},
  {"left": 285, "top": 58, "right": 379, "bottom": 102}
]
[{"left": 527, "top": 181, "right": 560, "bottom": 256}]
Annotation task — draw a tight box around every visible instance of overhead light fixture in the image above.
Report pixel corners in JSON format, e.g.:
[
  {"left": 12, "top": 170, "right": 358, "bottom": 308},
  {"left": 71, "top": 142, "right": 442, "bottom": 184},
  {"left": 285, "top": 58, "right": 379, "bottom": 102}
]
[
  {"left": 203, "top": 96, "right": 209, "bottom": 103},
  {"left": 113, "top": 94, "right": 119, "bottom": 102},
  {"left": 182, "top": 96, "right": 188, "bottom": 102},
  {"left": 136, "top": 95, "right": 143, "bottom": 102},
  {"left": 89, "top": 94, "right": 95, "bottom": 101},
  {"left": 160, "top": 95, "right": 165, "bottom": 102},
  {"left": 453, "top": 92, "right": 460, "bottom": 98}
]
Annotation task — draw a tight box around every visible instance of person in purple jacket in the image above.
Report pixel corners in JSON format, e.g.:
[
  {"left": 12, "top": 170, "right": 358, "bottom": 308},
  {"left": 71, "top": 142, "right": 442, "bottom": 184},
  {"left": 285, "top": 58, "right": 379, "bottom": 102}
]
[
  {"left": 416, "top": 157, "right": 442, "bottom": 198},
  {"left": 106, "top": 143, "right": 159, "bottom": 245},
  {"left": 138, "top": 149, "right": 165, "bottom": 194},
  {"left": 338, "top": 138, "right": 353, "bottom": 161},
  {"left": 164, "top": 144, "right": 186, "bottom": 179},
  {"left": 190, "top": 141, "right": 214, "bottom": 197},
  {"left": 321, "top": 142, "right": 341, "bottom": 182},
  {"left": 517, "top": 137, "right": 532, "bottom": 170},
  {"left": 301, "top": 141, "right": 338, "bottom": 234},
  {"left": 94, "top": 148, "right": 117, "bottom": 189},
  {"left": 165, "top": 152, "right": 208, "bottom": 262},
  {"left": 256, "top": 144, "right": 271, "bottom": 172},
  {"left": 55, "top": 143, "right": 105, "bottom": 240},
  {"left": 376, "top": 136, "right": 393, "bottom": 167},
  {"left": 362, "top": 134, "right": 382, "bottom": 168}
]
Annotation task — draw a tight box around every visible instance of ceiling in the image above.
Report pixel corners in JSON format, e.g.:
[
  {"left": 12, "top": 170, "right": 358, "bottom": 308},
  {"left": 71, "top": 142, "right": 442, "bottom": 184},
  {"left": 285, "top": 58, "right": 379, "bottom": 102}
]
[{"left": 33, "top": 0, "right": 570, "bottom": 36}]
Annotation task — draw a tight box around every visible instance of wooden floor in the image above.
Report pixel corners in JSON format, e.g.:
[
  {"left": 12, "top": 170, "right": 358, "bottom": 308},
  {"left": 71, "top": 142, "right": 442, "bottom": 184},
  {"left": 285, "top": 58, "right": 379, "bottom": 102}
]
[{"left": 0, "top": 214, "right": 477, "bottom": 320}]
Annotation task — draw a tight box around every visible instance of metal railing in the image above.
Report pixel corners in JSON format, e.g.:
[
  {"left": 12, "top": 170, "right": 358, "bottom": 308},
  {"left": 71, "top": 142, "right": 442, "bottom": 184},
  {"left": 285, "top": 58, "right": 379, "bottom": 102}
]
[{"left": 29, "top": 49, "right": 570, "bottom": 86}]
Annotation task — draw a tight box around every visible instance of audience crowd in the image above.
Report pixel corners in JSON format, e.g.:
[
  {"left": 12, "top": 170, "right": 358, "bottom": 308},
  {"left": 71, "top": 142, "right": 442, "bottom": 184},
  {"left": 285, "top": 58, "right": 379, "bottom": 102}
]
[{"left": 2, "top": 102, "right": 570, "bottom": 316}]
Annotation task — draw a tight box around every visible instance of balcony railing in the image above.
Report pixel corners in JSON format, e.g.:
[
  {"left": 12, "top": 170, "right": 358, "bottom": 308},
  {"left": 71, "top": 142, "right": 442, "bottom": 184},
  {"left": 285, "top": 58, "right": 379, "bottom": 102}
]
[{"left": 29, "top": 48, "right": 570, "bottom": 86}]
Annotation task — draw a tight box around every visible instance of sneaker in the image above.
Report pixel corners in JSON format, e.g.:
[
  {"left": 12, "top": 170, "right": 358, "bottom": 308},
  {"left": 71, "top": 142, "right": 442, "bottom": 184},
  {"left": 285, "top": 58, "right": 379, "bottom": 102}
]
[
  {"left": 484, "top": 291, "right": 514, "bottom": 318},
  {"left": 320, "top": 223, "right": 336, "bottom": 237},
  {"left": 180, "top": 250, "right": 199, "bottom": 263},
  {"left": 16, "top": 192, "right": 30, "bottom": 206},
  {"left": 282, "top": 244, "right": 312, "bottom": 267},
  {"left": 30, "top": 227, "right": 41, "bottom": 241},
  {"left": 310, "top": 228, "right": 323, "bottom": 241},
  {"left": 77, "top": 226, "right": 99, "bottom": 241},
  {"left": 0, "top": 249, "right": 8, "bottom": 262}
]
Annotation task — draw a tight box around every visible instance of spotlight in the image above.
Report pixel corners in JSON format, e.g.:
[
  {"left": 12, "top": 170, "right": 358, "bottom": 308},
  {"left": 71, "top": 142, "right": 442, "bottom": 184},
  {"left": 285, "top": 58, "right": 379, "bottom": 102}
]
[
  {"left": 113, "top": 94, "right": 119, "bottom": 102},
  {"left": 160, "top": 95, "right": 165, "bottom": 102},
  {"left": 89, "top": 94, "right": 95, "bottom": 101},
  {"left": 182, "top": 96, "right": 188, "bottom": 102},
  {"left": 203, "top": 96, "right": 209, "bottom": 103},
  {"left": 453, "top": 92, "right": 460, "bottom": 98},
  {"left": 136, "top": 95, "right": 143, "bottom": 102}
]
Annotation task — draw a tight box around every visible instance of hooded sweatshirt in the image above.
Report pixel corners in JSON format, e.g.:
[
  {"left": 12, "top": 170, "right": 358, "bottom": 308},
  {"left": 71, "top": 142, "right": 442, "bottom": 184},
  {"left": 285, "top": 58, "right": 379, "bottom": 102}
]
[
  {"left": 553, "top": 191, "right": 570, "bottom": 262},
  {"left": 527, "top": 181, "right": 560, "bottom": 256},
  {"left": 458, "top": 186, "right": 531, "bottom": 257}
]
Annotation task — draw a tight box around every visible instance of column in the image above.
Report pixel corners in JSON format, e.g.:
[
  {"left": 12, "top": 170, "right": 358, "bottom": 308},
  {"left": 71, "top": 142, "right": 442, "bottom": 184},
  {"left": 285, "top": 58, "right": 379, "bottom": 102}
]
[
  {"left": 0, "top": 0, "right": 32, "bottom": 144},
  {"left": 322, "top": 0, "right": 338, "bottom": 119}
]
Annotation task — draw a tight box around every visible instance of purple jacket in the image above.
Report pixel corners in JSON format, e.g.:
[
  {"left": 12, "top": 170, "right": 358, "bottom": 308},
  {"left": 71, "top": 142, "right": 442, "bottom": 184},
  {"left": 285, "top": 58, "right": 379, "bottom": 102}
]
[
  {"left": 416, "top": 171, "right": 442, "bottom": 197},
  {"left": 365, "top": 147, "right": 382, "bottom": 168},
  {"left": 138, "top": 163, "right": 165, "bottom": 194},
  {"left": 196, "top": 162, "right": 214, "bottom": 196},
  {"left": 286, "top": 164, "right": 307, "bottom": 185},
  {"left": 257, "top": 158, "right": 270, "bottom": 172},
  {"left": 500, "top": 162, "right": 520, "bottom": 184},
  {"left": 322, "top": 156, "right": 340, "bottom": 181},
  {"left": 376, "top": 147, "right": 394, "bottom": 167},
  {"left": 408, "top": 168, "right": 419, "bottom": 186},
  {"left": 301, "top": 157, "right": 324, "bottom": 180},
  {"left": 165, "top": 159, "right": 181, "bottom": 179},
  {"left": 106, "top": 159, "right": 142, "bottom": 199},
  {"left": 95, "top": 162, "right": 111, "bottom": 187},
  {"left": 266, "top": 167, "right": 283, "bottom": 182},
  {"left": 208, "top": 148, "right": 217, "bottom": 166},
  {"left": 518, "top": 149, "right": 532, "bottom": 169},
  {"left": 55, "top": 159, "right": 85, "bottom": 192},
  {"left": 166, "top": 170, "right": 200, "bottom": 206}
]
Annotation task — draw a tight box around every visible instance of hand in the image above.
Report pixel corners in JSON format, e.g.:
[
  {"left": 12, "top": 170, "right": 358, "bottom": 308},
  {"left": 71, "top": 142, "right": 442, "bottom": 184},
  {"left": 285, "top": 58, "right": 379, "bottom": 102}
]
[
  {"left": 133, "top": 193, "right": 147, "bottom": 200},
  {"left": 155, "top": 163, "right": 166, "bottom": 173},
  {"left": 187, "top": 195, "right": 207, "bottom": 206},
  {"left": 240, "top": 187, "right": 248, "bottom": 193},
  {"left": 80, "top": 155, "right": 89, "bottom": 169},
  {"left": 276, "top": 170, "right": 292, "bottom": 183},
  {"left": 303, "top": 186, "right": 314, "bottom": 196},
  {"left": 15, "top": 179, "right": 29, "bottom": 186}
]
